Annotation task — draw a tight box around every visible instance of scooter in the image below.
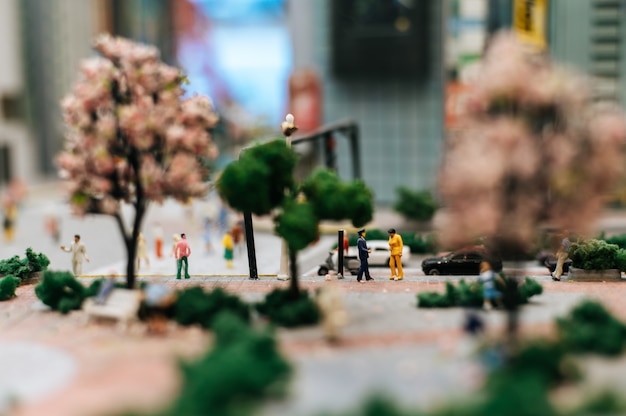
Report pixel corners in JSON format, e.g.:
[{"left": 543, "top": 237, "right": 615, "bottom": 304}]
[{"left": 317, "top": 250, "right": 359, "bottom": 276}]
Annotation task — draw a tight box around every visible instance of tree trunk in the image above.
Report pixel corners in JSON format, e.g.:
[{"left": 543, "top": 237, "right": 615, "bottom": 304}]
[
  {"left": 288, "top": 248, "right": 299, "bottom": 299},
  {"left": 126, "top": 201, "right": 147, "bottom": 289}
]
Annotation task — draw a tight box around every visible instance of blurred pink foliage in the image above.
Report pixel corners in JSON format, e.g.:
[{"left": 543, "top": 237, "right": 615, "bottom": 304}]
[
  {"left": 58, "top": 34, "right": 219, "bottom": 217},
  {"left": 1, "top": 179, "right": 28, "bottom": 208},
  {"left": 437, "top": 32, "right": 626, "bottom": 255},
  {"left": 57, "top": 34, "right": 219, "bottom": 286}
]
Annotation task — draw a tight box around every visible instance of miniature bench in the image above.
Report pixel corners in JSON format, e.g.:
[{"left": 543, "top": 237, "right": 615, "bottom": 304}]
[{"left": 83, "top": 288, "right": 142, "bottom": 332}]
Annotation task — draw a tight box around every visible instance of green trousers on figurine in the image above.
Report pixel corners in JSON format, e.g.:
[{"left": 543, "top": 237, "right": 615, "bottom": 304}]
[{"left": 177, "top": 256, "right": 190, "bottom": 279}]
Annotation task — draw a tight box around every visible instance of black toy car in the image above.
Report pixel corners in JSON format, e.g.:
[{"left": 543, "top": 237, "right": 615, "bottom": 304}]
[{"left": 421, "top": 249, "right": 503, "bottom": 276}]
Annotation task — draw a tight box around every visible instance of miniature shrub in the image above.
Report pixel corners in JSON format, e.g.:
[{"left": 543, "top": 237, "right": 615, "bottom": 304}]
[
  {"left": 556, "top": 300, "right": 626, "bottom": 356},
  {"left": 402, "top": 233, "right": 436, "bottom": 254},
  {"left": 569, "top": 239, "right": 620, "bottom": 270},
  {"left": 159, "top": 313, "right": 291, "bottom": 416},
  {"left": 35, "top": 270, "right": 100, "bottom": 314},
  {"left": 614, "top": 248, "right": 626, "bottom": 272},
  {"left": 0, "top": 275, "right": 20, "bottom": 301},
  {"left": 572, "top": 390, "right": 626, "bottom": 416},
  {"left": 174, "top": 286, "right": 250, "bottom": 329},
  {"left": 600, "top": 232, "right": 626, "bottom": 249},
  {"left": 255, "top": 288, "right": 320, "bottom": 327},
  {"left": 418, "top": 278, "right": 542, "bottom": 308},
  {"left": 393, "top": 187, "right": 438, "bottom": 222},
  {"left": 0, "top": 248, "right": 50, "bottom": 282},
  {"left": 518, "top": 277, "right": 543, "bottom": 303},
  {"left": 456, "top": 280, "right": 483, "bottom": 307}
]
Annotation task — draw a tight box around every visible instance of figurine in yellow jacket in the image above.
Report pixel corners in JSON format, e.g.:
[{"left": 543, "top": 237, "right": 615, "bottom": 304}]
[
  {"left": 223, "top": 231, "right": 234, "bottom": 269},
  {"left": 388, "top": 228, "right": 404, "bottom": 280}
]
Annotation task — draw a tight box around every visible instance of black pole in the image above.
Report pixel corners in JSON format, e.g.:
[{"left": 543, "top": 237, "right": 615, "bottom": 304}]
[
  {"left": 243, "top": 211, "right": 258, "bottom": 280},
  {"left": 349, "top": 125, "right": 361, "bottom": 179},
  {"left": 324, "top": 133, "right": 337, "bottom": 171},
  {"left": 338, "top": 229, "right": 344, "bottom": 278}
]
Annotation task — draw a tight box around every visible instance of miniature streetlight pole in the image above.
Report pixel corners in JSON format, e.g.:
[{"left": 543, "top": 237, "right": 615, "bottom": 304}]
[{"left": 278, "top": 113, "right": 298, "bottom": 280}]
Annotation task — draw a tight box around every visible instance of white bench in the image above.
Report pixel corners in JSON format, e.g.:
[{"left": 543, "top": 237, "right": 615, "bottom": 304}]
[{"left": 83, "top": 289, "right": 142, "bottom": 332}]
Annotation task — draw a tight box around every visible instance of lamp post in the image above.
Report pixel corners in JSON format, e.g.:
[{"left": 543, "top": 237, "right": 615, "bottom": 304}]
[{"left": 277, "top": 113, "right": 298, "bottom": 281}]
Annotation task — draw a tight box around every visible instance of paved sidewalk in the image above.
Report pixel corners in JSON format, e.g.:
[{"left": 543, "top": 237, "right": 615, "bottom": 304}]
[{"left": 3, "top": 271, "right": 626, "bottom": 416}]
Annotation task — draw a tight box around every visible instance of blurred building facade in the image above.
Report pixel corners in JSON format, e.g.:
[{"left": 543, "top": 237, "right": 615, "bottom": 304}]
[{"left": 4, "top": 0, "right": 626, "bottom": 205}]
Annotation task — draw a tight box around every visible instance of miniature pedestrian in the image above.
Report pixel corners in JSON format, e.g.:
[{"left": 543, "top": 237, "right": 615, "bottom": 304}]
[
  {"left": 202, "top": 217, "right": 213, "bottom": 253},
  {"left": 175, "top": 233, "right": 191, "bottom": 279},
  {"left": 478, "top": 261, "right": 501, "bottom": 310},
  {"left": 153, "top": 222, "right": 164, "bottom": 259},
  {"left": 343, "top": 233, "right": 349, "bottom": 254},
  {"left": 44, "top": 214, "right": 61, "bottom": 244},
  {"left": 136, "top": 232, "right": 150, "bottom": 270},
  {"left": 2, "top": 179, "right": 27, "bottom": 243},
  {"left": 552, "top": 230, "right": 571, "bottom": 281},
  {"left": 231, "top": 222, "right": 244, "bottom": 258},
  {"left": 356, "top": 228, "right": 373, "bottom": 282},
  {"left": 222, "top": 230, "right": 234, "bottom": 269},
  {"left": 316, "top": 282, "right": 348, "bottom": 342},
  {"left": 388, "top": 228, "right": 404, "bottom": 280},
  {"left": 60, "top": 234, "right": 90, "bottom": 277},
  {"left": 2, "top": 202, "right": 17, "bottom": 243}
]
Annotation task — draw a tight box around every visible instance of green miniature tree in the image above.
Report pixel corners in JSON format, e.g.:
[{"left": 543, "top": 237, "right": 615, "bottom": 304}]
[
  {"left": 393, "top": 187, "right": 438, "bottom": 223},
  {"left": 218, "top": 140, "right": 373, "bottom": 299}
]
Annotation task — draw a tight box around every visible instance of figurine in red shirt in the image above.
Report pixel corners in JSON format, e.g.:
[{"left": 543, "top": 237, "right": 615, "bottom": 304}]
[{"left": 175, "top": 233, "right": 191, "bottom": 279}]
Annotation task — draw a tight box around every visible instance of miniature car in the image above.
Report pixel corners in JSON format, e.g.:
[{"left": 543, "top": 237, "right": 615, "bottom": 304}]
[{"left": 421, "top": 248, "right": 503, "bottom": 276}]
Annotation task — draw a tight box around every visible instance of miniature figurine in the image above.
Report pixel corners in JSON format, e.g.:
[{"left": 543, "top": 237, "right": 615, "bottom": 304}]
[
  {"left": 222, "top": 230, "right": 234, "bottom": 269},
  {"left": 44, "top": 214, "right": 61, "bottom": 244},
  {"left": 316, "top": 282, "right": 348, "bottom": 342},
  {"left": 60, "top": 234, "right": 90, "bottom": 277},
  {"left": 153, "top": 222, "right": 164, "bottom": 259},
  {"left": 388, "top": 228, "right": 404, "bottom": 280},
  {"left": 2, "top": 202, "right": 17, "bottom": 243},
  {"left": 142, "top": 283, "right": 177, "bottom": 334},
  {"left": 175, "top": 233, "right": 191, "bottom": 279},
  {"left": 478, "top": 261, "right": 501, "bottom": 310},
  {"left": 171, "top": 234, "right": 180, "bottom": 258},
  {"left": 2, "top": 179, "right": 27, "bottom": 243},
  {"left": 552, "top": 230, "right": 571, "bottom": 281},
  {"left": 94, "top": 277, "right": 116, "bottom": 305},
  {"left": 202, "top": 217, "right": 213, "bottom": 253},
  {"left": 136, "top": 232, "right": 150, "bottom": 270},
  {"left": 356, "top": 228, "right": 373, "bottom": 282},
  {"left": 343, "top": 233, "right": 349, "bottom": 254}
]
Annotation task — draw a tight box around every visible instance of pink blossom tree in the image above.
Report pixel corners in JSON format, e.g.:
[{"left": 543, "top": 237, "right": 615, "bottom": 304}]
[
  {"left": 438, "top": 32, "right": 626, "bottom": 259},
  {"left": 58, "top": 34, "right": 219, "bottom": 288}
]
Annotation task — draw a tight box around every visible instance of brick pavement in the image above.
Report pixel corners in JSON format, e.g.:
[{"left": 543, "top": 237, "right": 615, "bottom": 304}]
[{"left": 2, "top": 268, "right": 626, "bottom": 416}]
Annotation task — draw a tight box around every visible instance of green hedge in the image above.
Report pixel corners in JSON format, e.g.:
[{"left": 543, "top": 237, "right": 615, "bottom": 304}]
[
  {"left": 147, "top": 313, "right": 292, "bottom": 416},
  {"left": 417, "top": 277, "right": 542, "bottom": 308},
  {"left": 556, "top": 300, "right": 626, "bottom": 356},
  {"left": 569, "top": 239, "right": 625, "bottom": 270},
  {"left": 0, "top": 275, "right": 20, "bottom": 301},
  {"left": 35, "top": 270, "right": 102, "bottom": 314},
  {"left": 0, "top": 248, "right": 50, "bottom": 282},
  {"left": 255, "top": 288, "right": 320, "bottom": 327},
  {"left": 173, "top": 286, "right": 250, "bottom": 329}
]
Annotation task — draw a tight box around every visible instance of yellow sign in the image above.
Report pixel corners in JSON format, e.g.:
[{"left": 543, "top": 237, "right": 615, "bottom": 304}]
[{"left": 514, "top": 0, "right": 548, "bottom": 50}]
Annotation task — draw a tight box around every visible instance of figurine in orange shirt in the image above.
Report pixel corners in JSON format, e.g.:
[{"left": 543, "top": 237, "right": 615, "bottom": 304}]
[{"left": 388, "top": 228, "right": 404, "bottom": 281}]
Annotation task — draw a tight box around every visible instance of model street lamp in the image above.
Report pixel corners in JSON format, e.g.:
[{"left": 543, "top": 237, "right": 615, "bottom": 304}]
[{"left": 277, "top": 113, "right": 298, "bottom": 280}]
